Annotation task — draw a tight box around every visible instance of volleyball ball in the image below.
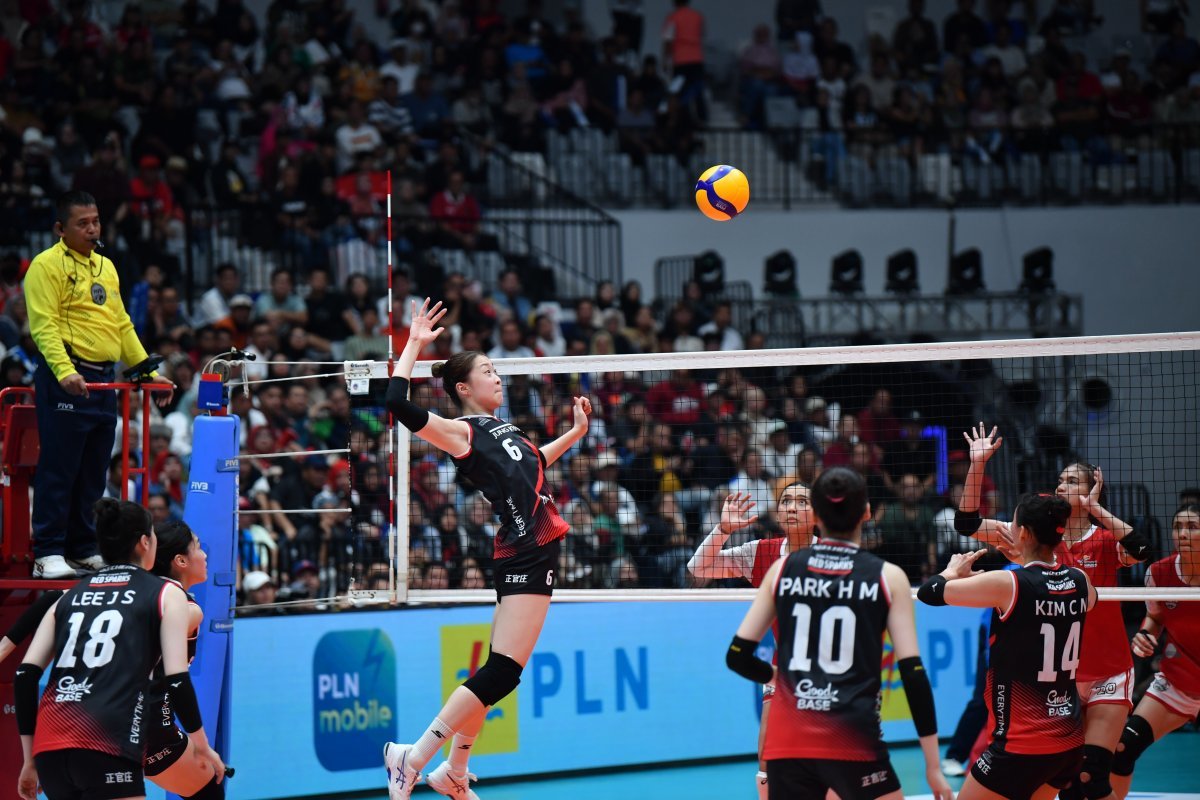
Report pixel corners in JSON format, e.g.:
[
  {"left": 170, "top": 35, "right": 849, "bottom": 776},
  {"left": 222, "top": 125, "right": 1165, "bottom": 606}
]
[{"left": 695, "top": 165, "right": 750, "bottom": 221}]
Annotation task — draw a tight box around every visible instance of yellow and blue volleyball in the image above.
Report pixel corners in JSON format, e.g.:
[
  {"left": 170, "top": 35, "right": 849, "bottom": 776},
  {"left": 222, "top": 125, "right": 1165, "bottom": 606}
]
[{"left": 694, "top": 165, "right": 750, "bottom": 221}]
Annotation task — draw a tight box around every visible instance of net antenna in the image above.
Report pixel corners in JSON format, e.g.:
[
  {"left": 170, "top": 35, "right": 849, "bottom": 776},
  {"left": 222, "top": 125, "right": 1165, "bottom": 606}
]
[{"left": 357, "top": 331, "right": 1200, "bottom": 604}]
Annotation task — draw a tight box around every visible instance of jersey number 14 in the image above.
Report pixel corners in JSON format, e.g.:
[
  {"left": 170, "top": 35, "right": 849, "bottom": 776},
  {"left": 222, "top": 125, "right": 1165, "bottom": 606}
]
[{"left": 1036, "top": 621, "right": 1081, "bottom": 682}]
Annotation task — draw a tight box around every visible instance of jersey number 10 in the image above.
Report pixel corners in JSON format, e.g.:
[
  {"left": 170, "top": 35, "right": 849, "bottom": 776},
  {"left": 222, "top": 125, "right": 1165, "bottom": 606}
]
[
  {"left": 58, "top": 610, "right": 124, "bottom": 669},
  {"left": 788, "top": 605, "right": 856, "bottom": 675}
]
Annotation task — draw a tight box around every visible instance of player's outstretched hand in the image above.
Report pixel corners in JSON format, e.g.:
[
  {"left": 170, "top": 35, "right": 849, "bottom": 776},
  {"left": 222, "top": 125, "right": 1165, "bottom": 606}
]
[
  {"left": 719, "top": 492, "right": 759, "bottom": 535},
  {"left": 1132, "top": 629, "right": 1158, "bottom": 658},
  {"left": 409, "top": 298, "right": 448, "bottom": 346},
  {"left": 572, "top": 396, "right": 592, "bottom": 430},
  {"left": 927, "top": 767, "right": 955, "bottom": 800},
  {"left": 963, "top": 422, "right": 1002, "bottom": 465},
  {"left": 941, "top": 549, "right": 987, "bottom": 580}
]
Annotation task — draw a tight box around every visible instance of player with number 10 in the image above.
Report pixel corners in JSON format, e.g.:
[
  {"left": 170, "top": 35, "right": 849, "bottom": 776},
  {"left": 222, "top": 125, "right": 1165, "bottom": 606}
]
[{"left": 383, "top": 299, "right": 592, "bottom": 800}]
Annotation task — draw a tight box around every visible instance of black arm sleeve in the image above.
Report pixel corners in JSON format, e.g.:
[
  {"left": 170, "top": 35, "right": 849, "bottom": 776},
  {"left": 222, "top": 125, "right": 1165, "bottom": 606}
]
[
  {"left": 953, "top": 509, "right": 983, "bottom": 535},
  {"left": 726, "top": 635, "right": 774, "bottom": 684},
  {"left": 898, "top": 656, "right": 938, "bottom": 737},
  {"left": 916, "top": 575, "right": 949, "bottom": 606},
  {"left": 1117, "top": 528, "right": 1152, "bottom": 561},
  {"left": 14, "top": 663, "right": 44, "bottom": 736},
  {"left": 4, "top": 590, "right": 62, "bottom": 645},
  {"left": 385, "top": 377, "right": 430, "bottom": 432},
  {"left": 164, "top": 672, "right": 204, "bottom": 733}
]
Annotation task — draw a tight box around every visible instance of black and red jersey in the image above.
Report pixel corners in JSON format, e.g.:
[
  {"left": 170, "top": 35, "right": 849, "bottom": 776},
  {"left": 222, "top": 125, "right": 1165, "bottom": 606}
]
[
  {"left": 764, "top": 540, "right": 892, "bottom": 762},
  {"left": 1148, "top": 556, "right": 1200, "bottom": 694},
  {"left": 33, "top": 565, "right": 170, "bottom": 762},
  {"left": 453, "top": 415, "right": 569, "bottom": 559},
  {"left": 986, "top": 561, "right": 1089, "bottom": 755}
]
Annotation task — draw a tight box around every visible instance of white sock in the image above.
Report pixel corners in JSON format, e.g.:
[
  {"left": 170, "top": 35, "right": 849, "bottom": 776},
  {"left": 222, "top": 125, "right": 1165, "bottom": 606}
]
[
  {"left": 448, "top": 731, "right": 476, "bottom": 774},
  {"left": 756, "top": 770, "right": 768, "bottom": 800},
  {"left": 411, "top": 717, "right": 453, "bottom": 773}
]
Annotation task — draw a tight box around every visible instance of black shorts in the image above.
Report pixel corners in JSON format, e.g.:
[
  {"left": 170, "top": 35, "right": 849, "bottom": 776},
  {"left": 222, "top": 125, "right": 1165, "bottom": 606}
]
[
  {"left": 494, "top": 538, "right": 560, "bottom": 599},
  {"left": 34, "top": 749, "right": 145, "bottom": 800},
  {"left": 143, "top": 721, "right": 189, "bottom": 776},
  {"left": 767, "top": 756, "right": 901, "bottom": 800},
  {"left": 971, "top": 744, "right": 1083, "bottom": 800}
]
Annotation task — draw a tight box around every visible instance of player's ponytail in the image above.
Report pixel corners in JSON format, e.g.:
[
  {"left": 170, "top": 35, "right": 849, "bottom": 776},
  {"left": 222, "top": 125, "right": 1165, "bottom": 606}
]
[
  {"left": 1015, "top": 493, "right": 1073, "bottom": 547},
  {"left": 94, "top": 497, "right": 153, "bottom": 566},
  {"left": 152, "top": 520, "right": 196, "bottom": 579},
  {"left": 432, "top": 350, "right": 484, "bottom": 410}
]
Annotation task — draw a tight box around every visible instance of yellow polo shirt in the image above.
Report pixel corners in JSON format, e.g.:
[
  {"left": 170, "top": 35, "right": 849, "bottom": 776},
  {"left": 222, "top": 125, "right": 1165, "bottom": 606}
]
[{"left": 24, "top": 239, "right": 151, "bottom": 382}]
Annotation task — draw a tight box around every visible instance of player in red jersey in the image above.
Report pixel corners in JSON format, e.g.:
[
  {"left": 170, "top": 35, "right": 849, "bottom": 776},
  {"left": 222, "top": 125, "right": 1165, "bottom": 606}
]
[
  {"left": 1111, "top": 503, "right": 1200, "bottom": 799},
  {"left": 954, "top": 424, "right": 1147, "bottom": 800},
  {"left": 726, "top": 467, "right": 953, "bottom": 800},
  {"left": 14, "top": 498, "right": 223, "bottom": 800},
  {"left": 919, "top": 493, "right": 1096, "bottom": 800},
  {"left": 383, "top": 299, "right": 591, "bottom": 800},
  {"left": 688, "top": 483, "right": 818, "bottom": 799}
]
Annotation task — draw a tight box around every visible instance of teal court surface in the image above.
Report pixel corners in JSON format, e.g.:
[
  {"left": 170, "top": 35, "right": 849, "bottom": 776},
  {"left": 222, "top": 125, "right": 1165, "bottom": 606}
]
[{"left": 339, "top": 730, "right": 1198, "bottom": 800}]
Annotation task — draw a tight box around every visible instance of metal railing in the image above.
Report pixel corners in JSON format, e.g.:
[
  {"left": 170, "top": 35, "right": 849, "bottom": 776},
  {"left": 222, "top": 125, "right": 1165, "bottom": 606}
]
[{"left": 555, "top": 123, "right": 1200, "bottom": 210}]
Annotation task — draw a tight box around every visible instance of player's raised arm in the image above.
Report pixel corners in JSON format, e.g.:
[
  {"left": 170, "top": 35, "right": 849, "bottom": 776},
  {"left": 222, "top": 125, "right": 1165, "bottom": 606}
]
[
  {"left": 956, "top": 423, "right": 1017, "bottom": 557},
  {"left": 387, "top": 298, "right": 472, "bottom": 457},
  {"left": 689, "top": 493, "right": 760, "bottom": 579}
]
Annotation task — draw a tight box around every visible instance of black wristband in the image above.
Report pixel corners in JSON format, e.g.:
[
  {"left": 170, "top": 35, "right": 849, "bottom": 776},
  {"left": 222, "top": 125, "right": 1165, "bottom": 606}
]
[
  {"left": 917, "top": 574, "right": 949, "bottom": 606},
  {"left": 4, "top": 590, "right": 62, "bottom": 645},
  {"left": 898, "top": 657, "right": 938, "bottom": 737},
  {"left": 164, "top": 671, "right": 204, "bottom": 733},
  {"left": 953, "top": 509, "right": 983, "bottom": 535},
  {"left": 385, "top": 377, "right": 430, "bottom": 432},
  {"left": 726, "top": 635, "right": 774, "bottom": 684},
  {"left": 14, "top": 663, "right": 44, "bottom": 736},
  {"left": 1118, "top": 529, "right": 1152, "bottom": 561}
]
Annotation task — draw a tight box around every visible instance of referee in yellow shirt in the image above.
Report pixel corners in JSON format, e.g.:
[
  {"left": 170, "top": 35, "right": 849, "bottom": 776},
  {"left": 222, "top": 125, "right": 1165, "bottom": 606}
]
[{"left": 24, "top": 191, "right": 174, "bottom": 579}]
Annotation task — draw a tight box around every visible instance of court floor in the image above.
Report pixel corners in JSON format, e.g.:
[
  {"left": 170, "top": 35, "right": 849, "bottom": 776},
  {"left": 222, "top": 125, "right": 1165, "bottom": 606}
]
[{"left": 346, "top": 728, "right": 1198, "bottom": 800}]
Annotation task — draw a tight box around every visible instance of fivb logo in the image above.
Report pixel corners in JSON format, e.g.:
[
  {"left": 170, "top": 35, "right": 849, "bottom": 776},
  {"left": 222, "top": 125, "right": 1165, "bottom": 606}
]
[
  {"left": 441, "top": 624, "right": 519, "bottom": 755},
  {"left": 189, "top": 481, "right": 211, "bottom": 493},
  {"left": 313, "top": 630, "right": 397, "bottom": 771}
]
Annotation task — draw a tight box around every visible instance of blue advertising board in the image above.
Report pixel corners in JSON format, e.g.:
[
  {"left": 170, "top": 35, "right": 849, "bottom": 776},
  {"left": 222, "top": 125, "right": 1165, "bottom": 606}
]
[{"left": 216, "top": 601, "right": 982, "bottom": 800}]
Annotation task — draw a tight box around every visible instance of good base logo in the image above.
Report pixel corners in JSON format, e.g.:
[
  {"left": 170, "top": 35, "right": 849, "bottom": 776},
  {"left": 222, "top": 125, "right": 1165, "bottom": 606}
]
[
  {"left": 313, "top": 629, "right": 398, "bottom": 771},
  {"left": 441, "top": 624, "right": 518, "bottom": 755}
]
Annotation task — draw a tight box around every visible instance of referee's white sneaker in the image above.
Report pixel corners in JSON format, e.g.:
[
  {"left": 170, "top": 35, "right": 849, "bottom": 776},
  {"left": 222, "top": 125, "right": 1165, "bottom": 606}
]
[
  {"left": 384, "top": 742, "right": 421, "bottom": 800},
  {"left": 33, "top": 555, "right": 78, "bottom": 579},
  {"left": 68, "top": 555, "right": 105, "bottom": 573},
  {"left": 427, "top": 761, "right": 480, "bottom": 800}
]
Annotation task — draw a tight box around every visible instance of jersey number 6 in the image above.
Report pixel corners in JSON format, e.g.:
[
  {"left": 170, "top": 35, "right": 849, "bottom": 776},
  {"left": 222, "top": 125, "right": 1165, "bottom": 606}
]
[{"left": 502, "top": 437, "right": 523, "bottom": 461}]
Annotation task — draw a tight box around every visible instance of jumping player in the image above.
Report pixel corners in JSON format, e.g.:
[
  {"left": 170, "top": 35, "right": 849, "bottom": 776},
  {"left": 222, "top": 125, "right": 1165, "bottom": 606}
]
[
  {"left": 383, "top": 299, "right": 591, "bottom": 800},
  {"left": 14, "top": 498, "right": 223, "bottom": 800},
  {"left": 688, "top": 484, "right": 818, "bottom": 800},
  {"left": 955, "top": 424, "right": 1147, "bottom": 800},
  {"left": 1111, "top": 503, "right": 1200, "bottom": 799},
  {"left": 144, "top": 520, "right": 225, "bottom": 799},
  {"left": 919, "top": 494, "right": 1096, "bottom": 800},
  {"left": 726, "top": 467, "right": 954, "bottom": 800}
]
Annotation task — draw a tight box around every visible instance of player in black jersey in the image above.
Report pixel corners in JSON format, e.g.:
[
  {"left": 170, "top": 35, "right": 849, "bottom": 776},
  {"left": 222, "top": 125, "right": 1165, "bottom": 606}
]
[
  {"left": 14, "top": 499, "right": 223, "bottom": 800},
  {"left": 144, "top": 520, "right": 227, "bottom": 799},
  {"left": 726, "top": 467, "right": 953, "bottom": 800},
  {"left": 383, "top": 299, "right": 592, "bottom": 800},
  {"left": 918, "top": 494, "right": 1096, "bottom": 800}
]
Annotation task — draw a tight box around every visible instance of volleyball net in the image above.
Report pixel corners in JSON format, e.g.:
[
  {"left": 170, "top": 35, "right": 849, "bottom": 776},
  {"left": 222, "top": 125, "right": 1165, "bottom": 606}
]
[{"left": 381, "top": 331, "right": 1199, "bottom": 604}]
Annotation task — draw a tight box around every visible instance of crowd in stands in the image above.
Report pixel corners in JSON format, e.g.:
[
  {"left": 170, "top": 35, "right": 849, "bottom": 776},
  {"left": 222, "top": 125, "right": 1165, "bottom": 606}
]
[
  {"left": 0, "top": 0, "right": 1196, "bottom": 610},
  {"left": 736, "top": 0, "right": 1200, "bottom": 187}
]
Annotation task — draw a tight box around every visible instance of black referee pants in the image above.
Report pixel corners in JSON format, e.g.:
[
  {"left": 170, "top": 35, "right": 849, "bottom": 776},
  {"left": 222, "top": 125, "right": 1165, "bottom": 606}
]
[{"left": 32, "top": 356, "right": 116, "bottom": 560}]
